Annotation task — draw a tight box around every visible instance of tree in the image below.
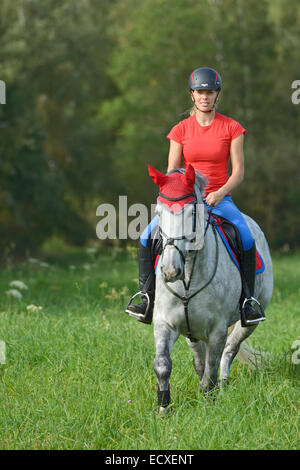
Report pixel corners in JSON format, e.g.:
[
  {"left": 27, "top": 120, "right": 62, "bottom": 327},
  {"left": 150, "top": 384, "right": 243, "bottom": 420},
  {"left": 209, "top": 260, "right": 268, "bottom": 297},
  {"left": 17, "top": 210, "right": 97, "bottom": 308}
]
[
  {"left": 0, "top": 0, "right": 115, "bottom": 256},
  {"left": 101, "top": 0, "right": 300, "bottom": 248}
]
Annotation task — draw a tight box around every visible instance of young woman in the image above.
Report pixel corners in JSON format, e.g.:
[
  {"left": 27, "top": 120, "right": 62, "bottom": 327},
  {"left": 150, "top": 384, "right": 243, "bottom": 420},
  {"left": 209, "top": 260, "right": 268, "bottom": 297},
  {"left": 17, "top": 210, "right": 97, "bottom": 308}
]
[{"left": 125, "top": 67, "right": 265, "bottom": 327}]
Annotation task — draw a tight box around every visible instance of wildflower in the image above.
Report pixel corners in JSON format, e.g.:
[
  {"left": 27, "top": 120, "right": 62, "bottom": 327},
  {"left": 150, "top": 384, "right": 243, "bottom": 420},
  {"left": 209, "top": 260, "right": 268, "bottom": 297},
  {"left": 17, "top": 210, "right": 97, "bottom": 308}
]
[
  {"left": 9, "top": 280, "right": 28, "bottom": 290},
  {"left": 86, "top": 247, "right": 97, "bottom": 255},
  {"left": 120, "top": 286, "right": 129, "bottom": 296},
  {"left": 39, "top": 262, "right": 50, "bottom": 268},
  {"left": 26, "top": 304, "right": 43, "bottom": 313},
  {"left": 105, "top": 286, "right": 128, "bottom": 300},
  {"left": 105, "top": 288, "right": 119, "bottom": 300},
  {"left": 6, "top": 289, "right": 22, "bottom": 299}
]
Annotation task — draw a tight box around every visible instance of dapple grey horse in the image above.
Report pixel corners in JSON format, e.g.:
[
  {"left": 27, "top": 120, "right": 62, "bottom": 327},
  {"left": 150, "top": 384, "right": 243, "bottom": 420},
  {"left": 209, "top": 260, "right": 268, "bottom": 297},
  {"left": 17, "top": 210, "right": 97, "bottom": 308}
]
[{"left": 149, "top": 164, "right": 273, "bottom": 413}]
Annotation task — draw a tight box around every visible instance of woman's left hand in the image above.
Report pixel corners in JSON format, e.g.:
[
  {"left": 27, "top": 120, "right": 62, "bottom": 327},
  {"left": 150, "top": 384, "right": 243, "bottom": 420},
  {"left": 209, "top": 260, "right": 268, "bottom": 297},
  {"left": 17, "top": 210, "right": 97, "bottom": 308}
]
[{"left": 205, "top": 190, "right": 225, "bottom": 207}]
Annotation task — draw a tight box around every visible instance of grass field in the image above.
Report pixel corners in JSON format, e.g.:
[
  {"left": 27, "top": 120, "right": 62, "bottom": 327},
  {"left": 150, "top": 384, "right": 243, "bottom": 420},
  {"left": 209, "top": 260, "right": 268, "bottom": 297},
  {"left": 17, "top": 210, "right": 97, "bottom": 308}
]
[{"left": 0, "top": 245, "right": 299, "bottom": 450}]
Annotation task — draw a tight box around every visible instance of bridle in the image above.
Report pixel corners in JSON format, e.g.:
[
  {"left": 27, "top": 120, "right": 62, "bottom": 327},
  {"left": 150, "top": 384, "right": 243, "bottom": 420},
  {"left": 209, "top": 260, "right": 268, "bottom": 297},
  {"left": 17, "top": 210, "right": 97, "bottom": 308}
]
[
  {"left": 159, "top": 190, "right": 197, "bottom": 267},
  {"left": 159, "top": 191, "right": 219, "bottom": 342}
]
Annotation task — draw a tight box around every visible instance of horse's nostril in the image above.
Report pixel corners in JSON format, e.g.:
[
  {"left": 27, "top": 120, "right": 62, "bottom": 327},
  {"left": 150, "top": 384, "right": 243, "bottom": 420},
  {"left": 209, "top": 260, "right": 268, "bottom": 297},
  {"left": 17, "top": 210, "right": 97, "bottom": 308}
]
[
  {"left": 164, "top": 265, "right": 182, "bottom": 281},
  {"left": 164, "top": 265, "right": 177, "bottom": 279}
]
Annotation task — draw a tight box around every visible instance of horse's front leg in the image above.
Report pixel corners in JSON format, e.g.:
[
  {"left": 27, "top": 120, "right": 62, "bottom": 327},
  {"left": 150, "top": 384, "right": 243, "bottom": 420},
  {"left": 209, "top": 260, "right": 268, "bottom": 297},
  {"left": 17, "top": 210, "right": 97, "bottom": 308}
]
[
  {"left": 200, "top": 327, "right": 227, "bottom": 393},
  {"left": 153, "top": 321, "right": 179, "bottom": 413}
]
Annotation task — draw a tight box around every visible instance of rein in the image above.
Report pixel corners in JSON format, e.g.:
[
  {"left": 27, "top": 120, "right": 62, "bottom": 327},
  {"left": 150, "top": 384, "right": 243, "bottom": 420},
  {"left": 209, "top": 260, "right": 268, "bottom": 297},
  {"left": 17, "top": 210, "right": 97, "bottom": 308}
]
[{"left": 160, "top": 201, "right": 218, "bottom": 342}]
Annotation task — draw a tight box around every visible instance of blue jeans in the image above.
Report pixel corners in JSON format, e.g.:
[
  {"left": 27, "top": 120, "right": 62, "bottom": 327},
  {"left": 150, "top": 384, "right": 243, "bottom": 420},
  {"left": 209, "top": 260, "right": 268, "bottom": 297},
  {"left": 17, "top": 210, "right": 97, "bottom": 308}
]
[{"left": 140, "top": 196, "right": 254, "bottom": 251}]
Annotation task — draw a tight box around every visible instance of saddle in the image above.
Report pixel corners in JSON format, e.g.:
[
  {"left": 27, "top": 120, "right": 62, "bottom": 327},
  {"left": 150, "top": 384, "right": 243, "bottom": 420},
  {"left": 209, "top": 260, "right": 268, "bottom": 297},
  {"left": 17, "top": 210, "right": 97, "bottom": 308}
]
[{"left": 212, "top": 215, "right": 265, "bottom": 274}]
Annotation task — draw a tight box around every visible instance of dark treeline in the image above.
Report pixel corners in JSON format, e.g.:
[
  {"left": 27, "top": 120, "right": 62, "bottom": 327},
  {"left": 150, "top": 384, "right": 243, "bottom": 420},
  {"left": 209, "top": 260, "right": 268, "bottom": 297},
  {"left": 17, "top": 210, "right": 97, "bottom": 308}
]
[{"left": 0, "top": 0, "right": 299, "bottom": 258}]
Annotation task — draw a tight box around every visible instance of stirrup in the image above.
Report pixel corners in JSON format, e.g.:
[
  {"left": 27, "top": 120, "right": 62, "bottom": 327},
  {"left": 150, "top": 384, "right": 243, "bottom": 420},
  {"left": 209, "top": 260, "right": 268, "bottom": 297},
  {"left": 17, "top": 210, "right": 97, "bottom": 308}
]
[
  {"left": 241, "top": 296, "right": 266, "bottom": 326},
  {"left": 125, "top": 291, "right": 151, "bottom": 320}
]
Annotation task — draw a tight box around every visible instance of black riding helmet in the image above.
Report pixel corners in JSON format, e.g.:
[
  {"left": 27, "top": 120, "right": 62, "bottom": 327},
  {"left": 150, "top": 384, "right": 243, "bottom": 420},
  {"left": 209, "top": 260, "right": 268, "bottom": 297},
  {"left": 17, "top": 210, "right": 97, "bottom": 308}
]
[{"left": 188, "top": 67, "right": 222, "bottom": 91}]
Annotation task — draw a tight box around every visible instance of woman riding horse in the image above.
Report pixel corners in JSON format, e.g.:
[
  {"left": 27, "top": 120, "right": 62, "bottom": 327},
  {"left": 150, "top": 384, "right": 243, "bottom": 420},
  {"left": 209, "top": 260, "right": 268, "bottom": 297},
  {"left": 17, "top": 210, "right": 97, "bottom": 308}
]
[{"left": 125, "top": 67, "right": 265, "bottom": 327}]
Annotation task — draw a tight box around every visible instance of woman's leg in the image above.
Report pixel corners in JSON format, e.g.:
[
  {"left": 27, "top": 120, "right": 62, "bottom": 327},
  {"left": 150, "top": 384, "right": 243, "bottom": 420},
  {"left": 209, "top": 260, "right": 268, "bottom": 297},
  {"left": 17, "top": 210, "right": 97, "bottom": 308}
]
[
  {"left": 125, "top": 216, "right": 159, "bottom": 324},
  {"left": 207, "top": 195, "right": 253, "bottom": 250},
  {"left": 207, "top": 196, "right": 265, "bottom": 326}
]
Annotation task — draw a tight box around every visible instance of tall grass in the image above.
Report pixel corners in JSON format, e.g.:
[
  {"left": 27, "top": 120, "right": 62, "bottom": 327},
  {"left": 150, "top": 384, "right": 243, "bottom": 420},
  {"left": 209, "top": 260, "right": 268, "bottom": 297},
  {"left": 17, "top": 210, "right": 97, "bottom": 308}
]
[{"left": 0, "top": 247, "right": 299, "bottom": 450}]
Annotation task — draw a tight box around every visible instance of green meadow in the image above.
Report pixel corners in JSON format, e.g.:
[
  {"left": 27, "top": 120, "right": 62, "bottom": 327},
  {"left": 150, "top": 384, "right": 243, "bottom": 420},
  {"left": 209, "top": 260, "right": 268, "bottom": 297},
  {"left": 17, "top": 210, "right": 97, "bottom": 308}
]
[{"left": 0, "top": 246, "right": 299, "bottom": 450}]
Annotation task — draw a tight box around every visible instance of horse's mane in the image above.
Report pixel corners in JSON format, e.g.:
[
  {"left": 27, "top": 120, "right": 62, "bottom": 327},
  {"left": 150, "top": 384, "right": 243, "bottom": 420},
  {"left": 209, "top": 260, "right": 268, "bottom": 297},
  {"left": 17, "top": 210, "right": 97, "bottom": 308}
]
[
  {"left": 167, "top": 168, "right": 207, "bottom": 196},
  {"left": 194, "top": 171, "right": 208, "bottom": 196}
]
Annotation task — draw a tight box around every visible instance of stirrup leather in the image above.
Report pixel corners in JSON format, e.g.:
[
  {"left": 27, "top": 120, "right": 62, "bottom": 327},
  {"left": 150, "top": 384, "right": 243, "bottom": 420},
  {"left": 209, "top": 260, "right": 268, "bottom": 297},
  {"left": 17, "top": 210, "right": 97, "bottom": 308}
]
[{"left": 125, "top": 291, "right": 151, "bottom": 319}]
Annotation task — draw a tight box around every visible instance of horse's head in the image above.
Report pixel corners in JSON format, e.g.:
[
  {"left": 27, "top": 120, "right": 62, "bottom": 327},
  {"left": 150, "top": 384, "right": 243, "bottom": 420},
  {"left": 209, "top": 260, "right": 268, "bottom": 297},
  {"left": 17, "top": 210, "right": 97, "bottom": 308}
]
[{"left": 149, "top": 164, "right": 206, "bottom": 283}]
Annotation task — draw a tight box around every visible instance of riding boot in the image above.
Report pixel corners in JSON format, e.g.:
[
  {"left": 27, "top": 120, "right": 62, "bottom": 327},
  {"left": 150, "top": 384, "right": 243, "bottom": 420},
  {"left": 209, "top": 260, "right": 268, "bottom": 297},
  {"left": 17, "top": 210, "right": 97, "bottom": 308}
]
[
  {"left": 125, "top": 241, "right": 155, "bottom": 324},
  {"left": 240, "top": 241, "right": 266, "bottom": 327}
]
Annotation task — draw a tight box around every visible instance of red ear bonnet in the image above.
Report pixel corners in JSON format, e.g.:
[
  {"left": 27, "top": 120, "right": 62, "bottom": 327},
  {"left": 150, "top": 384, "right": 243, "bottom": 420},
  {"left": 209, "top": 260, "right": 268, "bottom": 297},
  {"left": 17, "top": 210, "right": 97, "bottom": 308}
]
[
  {"left": 148, "top": 164, "right": 196, "bottom": 212},
  {"left": 184, "top": 164, "right": 195, "bottom": 186},
  {"left": 148, "top": 164, "right": 168, "bottom": 186}
]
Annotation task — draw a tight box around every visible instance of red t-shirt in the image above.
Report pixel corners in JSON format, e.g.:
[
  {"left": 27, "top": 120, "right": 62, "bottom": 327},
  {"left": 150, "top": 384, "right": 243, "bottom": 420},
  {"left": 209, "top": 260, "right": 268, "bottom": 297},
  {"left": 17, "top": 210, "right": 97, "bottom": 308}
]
[{"left": 166, "top": 112, "right": 246, "bottom": 196}]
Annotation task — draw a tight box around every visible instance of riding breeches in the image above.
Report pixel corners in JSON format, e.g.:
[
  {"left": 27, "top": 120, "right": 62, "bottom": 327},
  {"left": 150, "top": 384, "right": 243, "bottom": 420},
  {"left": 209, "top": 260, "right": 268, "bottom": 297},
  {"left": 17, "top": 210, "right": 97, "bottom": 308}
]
[{"left": 140, "top": 195, "right": 254, "bottom": 251}]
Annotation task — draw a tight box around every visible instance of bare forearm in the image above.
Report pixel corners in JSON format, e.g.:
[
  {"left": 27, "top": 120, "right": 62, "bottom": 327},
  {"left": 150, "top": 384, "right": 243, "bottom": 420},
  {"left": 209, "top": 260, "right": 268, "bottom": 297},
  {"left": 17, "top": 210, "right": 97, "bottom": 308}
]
[
  {"left": 218, "top": 170, "right": 244, "bottom": 197},
  {"left": 205, "top": 170, "right": 244, "bottom": 206}
]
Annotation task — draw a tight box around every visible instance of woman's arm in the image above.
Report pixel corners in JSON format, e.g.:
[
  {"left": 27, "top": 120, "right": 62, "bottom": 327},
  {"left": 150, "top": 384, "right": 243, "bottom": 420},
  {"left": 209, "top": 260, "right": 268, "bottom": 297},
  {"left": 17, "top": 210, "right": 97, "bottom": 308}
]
[
  {"left": 167, "top": 140, "right": 183, "bottom": 172},
  {"left": 205, "top": 133, "right": 245, "bottom": 206}
]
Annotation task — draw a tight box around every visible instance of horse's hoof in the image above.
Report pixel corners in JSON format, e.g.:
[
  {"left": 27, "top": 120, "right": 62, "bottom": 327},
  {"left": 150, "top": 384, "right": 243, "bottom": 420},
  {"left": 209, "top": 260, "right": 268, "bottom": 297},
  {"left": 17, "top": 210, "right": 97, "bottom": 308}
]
[
  {"left": 199, "top": 384, "right": 219, "bottom": 398},
  {"left": 217, "top": 378, "right": 230, "bottom": 388}
]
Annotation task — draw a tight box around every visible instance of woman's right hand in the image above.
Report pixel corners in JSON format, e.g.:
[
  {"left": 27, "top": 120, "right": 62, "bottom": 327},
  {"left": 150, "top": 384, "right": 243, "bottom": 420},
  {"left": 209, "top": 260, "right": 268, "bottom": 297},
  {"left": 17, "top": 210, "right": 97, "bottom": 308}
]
[{"left": 205, "top": 189, "right": 225, "bottom": 207}]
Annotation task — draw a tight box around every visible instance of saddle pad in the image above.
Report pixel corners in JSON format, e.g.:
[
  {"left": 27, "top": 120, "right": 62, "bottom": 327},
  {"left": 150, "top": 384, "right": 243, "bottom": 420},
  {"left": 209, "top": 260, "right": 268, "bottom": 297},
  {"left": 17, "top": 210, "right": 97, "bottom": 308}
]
[
  {"left": 153, "top": 223, "right": 265, "bottom": 275},
  {"left": 213, "top": 220, "right": 265, "bottom": 274}
]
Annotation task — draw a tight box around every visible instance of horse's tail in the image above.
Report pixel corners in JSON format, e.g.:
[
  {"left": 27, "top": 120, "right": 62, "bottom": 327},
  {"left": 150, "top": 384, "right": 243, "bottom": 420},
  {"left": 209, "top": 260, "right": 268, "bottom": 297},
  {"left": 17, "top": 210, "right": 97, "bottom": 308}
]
[{"left": 237, "top": 341, "right": 270, "bottom": 370}]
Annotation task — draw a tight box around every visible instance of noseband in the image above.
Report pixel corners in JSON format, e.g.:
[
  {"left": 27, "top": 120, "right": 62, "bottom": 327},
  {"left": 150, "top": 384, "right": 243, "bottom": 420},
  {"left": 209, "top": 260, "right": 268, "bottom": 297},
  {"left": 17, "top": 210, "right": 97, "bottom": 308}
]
[{"left": 159, "top": 191, "right": 218, "bottom": 342}]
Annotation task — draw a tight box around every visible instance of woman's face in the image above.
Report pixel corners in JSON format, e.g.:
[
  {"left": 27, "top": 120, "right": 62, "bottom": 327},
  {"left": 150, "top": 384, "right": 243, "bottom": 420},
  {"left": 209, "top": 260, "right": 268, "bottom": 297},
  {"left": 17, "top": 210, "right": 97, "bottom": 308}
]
[{"left": 191, "top": 89, "right": 219, "bottom": 112}]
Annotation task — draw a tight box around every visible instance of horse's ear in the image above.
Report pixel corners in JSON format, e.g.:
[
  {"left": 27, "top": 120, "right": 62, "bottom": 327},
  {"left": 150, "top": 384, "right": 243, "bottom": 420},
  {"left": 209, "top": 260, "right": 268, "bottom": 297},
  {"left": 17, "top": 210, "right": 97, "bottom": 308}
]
[
  {"left": 148, "top": 164, "right": 168, "bottom": 186},
  {"left": 184, "top": 164, "right": 195, "bottom": 186}
]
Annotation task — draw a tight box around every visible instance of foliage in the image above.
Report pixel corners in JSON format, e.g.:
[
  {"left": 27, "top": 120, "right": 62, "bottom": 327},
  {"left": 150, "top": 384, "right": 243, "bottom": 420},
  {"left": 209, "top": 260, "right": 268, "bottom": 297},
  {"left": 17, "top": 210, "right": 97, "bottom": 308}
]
[
  {"left": 0, "top": 0, "right": 114, "bottom": 256},
  {"left": 0, "top": 0, "right": 299, "bottom": 254},
  {"left": 102, "top": 0, "right": 300, "bottom": 247}
]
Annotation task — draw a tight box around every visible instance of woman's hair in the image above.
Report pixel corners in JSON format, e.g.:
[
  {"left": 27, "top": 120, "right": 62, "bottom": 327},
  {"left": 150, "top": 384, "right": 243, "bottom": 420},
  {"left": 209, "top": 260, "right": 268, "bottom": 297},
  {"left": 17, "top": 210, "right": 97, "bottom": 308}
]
[{"left": 189, "top": 104, "right": 197, "bottom": 116}]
